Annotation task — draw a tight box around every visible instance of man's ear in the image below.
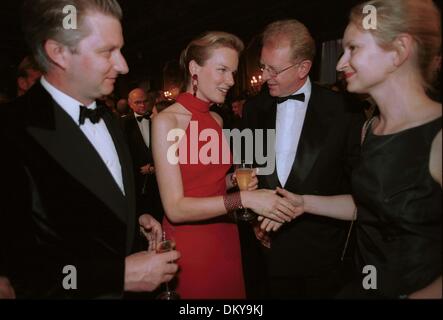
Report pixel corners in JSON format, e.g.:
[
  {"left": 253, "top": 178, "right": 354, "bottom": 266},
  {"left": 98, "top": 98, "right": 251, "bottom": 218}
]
[
  {"left": 44, "top": 39, "right": 70, "bottom": 70},
  {"left": 392, "top": 33, "right": 413, "bottom": 67},
  {"left": 298, "top": 60, "right": 312, "bottom": 79}
]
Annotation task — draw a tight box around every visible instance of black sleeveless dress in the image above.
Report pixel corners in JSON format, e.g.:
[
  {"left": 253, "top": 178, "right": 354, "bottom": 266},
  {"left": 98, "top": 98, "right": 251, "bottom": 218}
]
[{"left": 352, "top": 117, "right": 442, "bottom": 298}]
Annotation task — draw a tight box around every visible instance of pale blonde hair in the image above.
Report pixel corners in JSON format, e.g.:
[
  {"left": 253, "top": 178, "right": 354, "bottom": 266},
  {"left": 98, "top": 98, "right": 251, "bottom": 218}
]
[{"left": 350, "top": 0, "right": 441, "bottom": 91}]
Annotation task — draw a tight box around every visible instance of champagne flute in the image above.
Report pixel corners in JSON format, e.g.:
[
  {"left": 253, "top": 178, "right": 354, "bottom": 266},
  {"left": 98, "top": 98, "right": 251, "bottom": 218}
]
[
  {"left": 235, "top": 162, "right": 256, "bottom": 221},
  {"left": 156, "top": 231, "right": 180, "bottom": 300}
]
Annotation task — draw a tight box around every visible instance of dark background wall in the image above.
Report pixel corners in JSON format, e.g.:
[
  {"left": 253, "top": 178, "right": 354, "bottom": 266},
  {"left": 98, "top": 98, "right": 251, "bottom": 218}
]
[{"left": 0, "top": 0, "right": 441, "bottom": 98}]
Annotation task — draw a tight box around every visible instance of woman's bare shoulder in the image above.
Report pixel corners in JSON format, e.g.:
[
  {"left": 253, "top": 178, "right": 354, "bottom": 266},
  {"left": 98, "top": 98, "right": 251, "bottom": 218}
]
[
  {"left": 154, "top": 102, "right": 192, "bottom": 130},
  {"left": 153, "top": 109, "right": 177, "bottom": 128}
]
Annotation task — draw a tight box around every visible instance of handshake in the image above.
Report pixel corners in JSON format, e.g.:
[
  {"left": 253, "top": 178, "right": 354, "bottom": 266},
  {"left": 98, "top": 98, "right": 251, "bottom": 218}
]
[{"left": 247, "top": 187, "right": 305, "bottom": 249}]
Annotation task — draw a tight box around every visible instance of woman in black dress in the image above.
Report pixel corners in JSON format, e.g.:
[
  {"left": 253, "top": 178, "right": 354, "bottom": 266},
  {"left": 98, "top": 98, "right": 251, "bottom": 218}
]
[{"left": 274, "top": 0, "right": 442, "bottom": 298}]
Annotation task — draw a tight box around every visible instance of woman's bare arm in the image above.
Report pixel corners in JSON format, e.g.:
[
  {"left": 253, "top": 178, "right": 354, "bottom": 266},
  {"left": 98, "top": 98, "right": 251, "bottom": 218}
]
[
  {"left": 152, "top": 112, "right": 227, "bottom": 223},
  {"left": 277, "top": 188, "right": 356, "bottom": 221},
  {"left": 152, "top": 112, "right": 298, "bottom": 224}
]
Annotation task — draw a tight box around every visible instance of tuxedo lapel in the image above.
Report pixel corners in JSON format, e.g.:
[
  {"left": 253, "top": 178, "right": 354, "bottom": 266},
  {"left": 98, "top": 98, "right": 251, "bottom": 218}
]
[
  {"left": 131, "top": 114, "right": 146, "bottom": 148},
  {"left": 129, "top": 114, "right": 152, "bottom": 163},
  {"left": 261, "top": 99, "right": 281, "bottom": 189},
  {"left": 285, "top": 85, "right": 332, "bottom": 189},
  {"left": 26, "top": 84, "right": 130, "bottom": 227},
  {"left": 149, "top": 118, "right": 152, "bottom": 150},
  {"left": 102, "top": 110, "right": 136, "bottom": 253}
]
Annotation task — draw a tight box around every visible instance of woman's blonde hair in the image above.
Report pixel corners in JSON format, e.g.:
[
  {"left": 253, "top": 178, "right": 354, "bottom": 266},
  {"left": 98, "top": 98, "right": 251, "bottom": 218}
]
[
  {"left": 350, "top": 0, "right": 441, "bottom": 91},
  {"left": 179, "top": 31, "right": 244, "bottom": 91}
]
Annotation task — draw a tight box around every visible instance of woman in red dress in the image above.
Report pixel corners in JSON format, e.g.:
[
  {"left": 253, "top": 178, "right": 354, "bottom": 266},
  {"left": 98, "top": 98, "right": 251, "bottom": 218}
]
[{"left": 152, "top": 31, "right": 297, "bottom": 299}]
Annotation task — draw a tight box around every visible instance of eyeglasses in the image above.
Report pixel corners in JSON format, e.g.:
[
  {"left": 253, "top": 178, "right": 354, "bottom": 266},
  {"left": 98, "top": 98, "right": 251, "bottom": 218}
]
[{"left": 259, "top": 62, "right": 299, "bottom": 78}]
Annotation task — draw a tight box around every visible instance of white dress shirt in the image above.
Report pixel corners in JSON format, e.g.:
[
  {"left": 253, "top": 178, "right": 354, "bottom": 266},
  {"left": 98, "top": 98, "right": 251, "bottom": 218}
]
[
  {"left": 135, "top": 114, "right": 150, "bottom": 148},
  {"left": 275, "top": 77, "right": 312, "bottom": 187},
  {"left": 40, "top": 77, "right": 125, "bottom": 195}
]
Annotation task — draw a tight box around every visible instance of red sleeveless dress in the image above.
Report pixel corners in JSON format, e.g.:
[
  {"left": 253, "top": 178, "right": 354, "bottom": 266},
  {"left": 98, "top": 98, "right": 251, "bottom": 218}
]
[{"left": 162, "top": 92, "right": 245, "bottom": 299}]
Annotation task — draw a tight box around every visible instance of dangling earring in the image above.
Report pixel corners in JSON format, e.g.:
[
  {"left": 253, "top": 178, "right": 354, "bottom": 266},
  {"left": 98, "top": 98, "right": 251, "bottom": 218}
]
[{"left": 192, "top": 74, "right": 198, "bottom": 97}]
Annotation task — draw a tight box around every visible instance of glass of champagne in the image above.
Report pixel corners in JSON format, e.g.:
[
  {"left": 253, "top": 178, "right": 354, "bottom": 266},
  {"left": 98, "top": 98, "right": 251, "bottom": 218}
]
[
  {"left": 235, "top": 162, "right": 256, "bottom": 221},
  {"left": 156, "top": 231, "right": 180, "bottom": 300}
]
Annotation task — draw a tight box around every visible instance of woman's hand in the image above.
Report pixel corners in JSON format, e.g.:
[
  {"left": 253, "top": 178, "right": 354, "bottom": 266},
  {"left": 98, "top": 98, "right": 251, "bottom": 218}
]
[
  {"left": 242, "top": 189, "right": 299, "bottom": 223},
  {"left": 226, "top": 172, "right": 237, "bottom": 190},
  {"left": 228, "top": 168, "right": 258, "bottom": 191},
  {"left": 247, "top": 168, "right": 258, "bottom": 191},
  {"left": 275, "top": 187, "right": 305, "bottom": 211}
]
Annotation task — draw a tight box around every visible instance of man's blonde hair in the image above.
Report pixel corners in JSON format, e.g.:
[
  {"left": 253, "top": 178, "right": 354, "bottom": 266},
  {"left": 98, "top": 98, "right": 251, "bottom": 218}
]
[
  {"left": 22, "top": 0, "right": 123, "bottom": 72},
  {"left": 262, "top": 19, "right": 316, "bottom": 63}
]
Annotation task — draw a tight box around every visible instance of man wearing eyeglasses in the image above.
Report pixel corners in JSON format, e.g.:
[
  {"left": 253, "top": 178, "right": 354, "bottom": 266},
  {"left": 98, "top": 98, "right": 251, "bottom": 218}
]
[{"left": 242, "top": 19, "right": 364, "bottom": 299}]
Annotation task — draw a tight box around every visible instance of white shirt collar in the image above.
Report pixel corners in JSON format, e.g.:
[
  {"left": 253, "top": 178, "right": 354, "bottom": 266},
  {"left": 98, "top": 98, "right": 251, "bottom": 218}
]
[
  {"left": 276, "top": 77, "right": 312, "bottom": 107},
  {"left": 134, "top": 112, "right": 149, "bottom": 118},
  {"left": 290, "top": 77, "right": 312, "bottom": 97},
  {"left": 292, "top": 76, "right": 311, "bottom": 96},
  {"left": 40, "top": 76, "right": 96, "bottom": 125}
]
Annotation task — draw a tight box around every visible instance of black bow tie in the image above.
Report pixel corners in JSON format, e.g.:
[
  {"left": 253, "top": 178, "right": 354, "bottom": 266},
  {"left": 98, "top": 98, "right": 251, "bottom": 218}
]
[
  {"left": 136, "top": 113, "right": 150, "bottom": 122},
  {"left": 276, "top": 93, "right": 305, "bottom": 104},
  {"left": 79, "top": 105, "right": 106, "bottom": 125}
]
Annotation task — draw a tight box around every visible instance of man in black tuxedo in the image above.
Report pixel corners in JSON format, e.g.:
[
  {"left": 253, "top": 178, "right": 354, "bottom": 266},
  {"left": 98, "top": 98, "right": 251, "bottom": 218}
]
[
  {"left": 122, "top": 88, "right": 164, "bottom": 222},
  {"left": 0, "top": 0, "right": 179, "bottom": 298},
  {"left": 242, "top": 19, "right": 364, "bottom": 299}
]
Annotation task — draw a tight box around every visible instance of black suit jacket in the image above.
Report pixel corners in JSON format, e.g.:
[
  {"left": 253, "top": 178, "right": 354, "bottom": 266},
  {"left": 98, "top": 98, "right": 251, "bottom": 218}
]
[
  {"left": 0, "top": 83, "right": 136, "bottom": 298},
  {"left": 243, "top": 83, "right": 364, "bottom": 277},
  {"left": 121, "top": 114, "right": 163, "bottom": 221}
]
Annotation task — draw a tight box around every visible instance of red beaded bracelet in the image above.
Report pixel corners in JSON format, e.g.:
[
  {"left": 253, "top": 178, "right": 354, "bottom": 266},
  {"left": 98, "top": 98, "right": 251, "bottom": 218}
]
[{"left": 223, "top": 192, "right": 243, "bottom": 212}]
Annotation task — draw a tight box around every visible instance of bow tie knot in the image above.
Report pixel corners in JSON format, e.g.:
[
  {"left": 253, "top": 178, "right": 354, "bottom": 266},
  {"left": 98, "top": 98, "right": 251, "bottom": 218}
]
[
  {"left": 276, "top": 93, "right": 305, "bottom": 104},
  {"left": 79, "top": 105, "right": 106, "bottom": 125},
  {"left": 136, "top": 113, "right": 151, "bottom": 122}
]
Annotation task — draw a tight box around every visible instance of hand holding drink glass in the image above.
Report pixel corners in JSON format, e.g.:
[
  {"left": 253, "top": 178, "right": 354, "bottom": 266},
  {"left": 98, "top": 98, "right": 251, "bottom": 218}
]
[
  {"left": 155, "top": 231, "right": 180, "bottom": 300},
  {"left": 131, "top": 215, "right": 180, "bottom": 294},
  {"left": 231, "top": 167, "right": 299, "bottom": 225},
  {"left": 234, "top": 162, "right": 258, "bottom": 221}
]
